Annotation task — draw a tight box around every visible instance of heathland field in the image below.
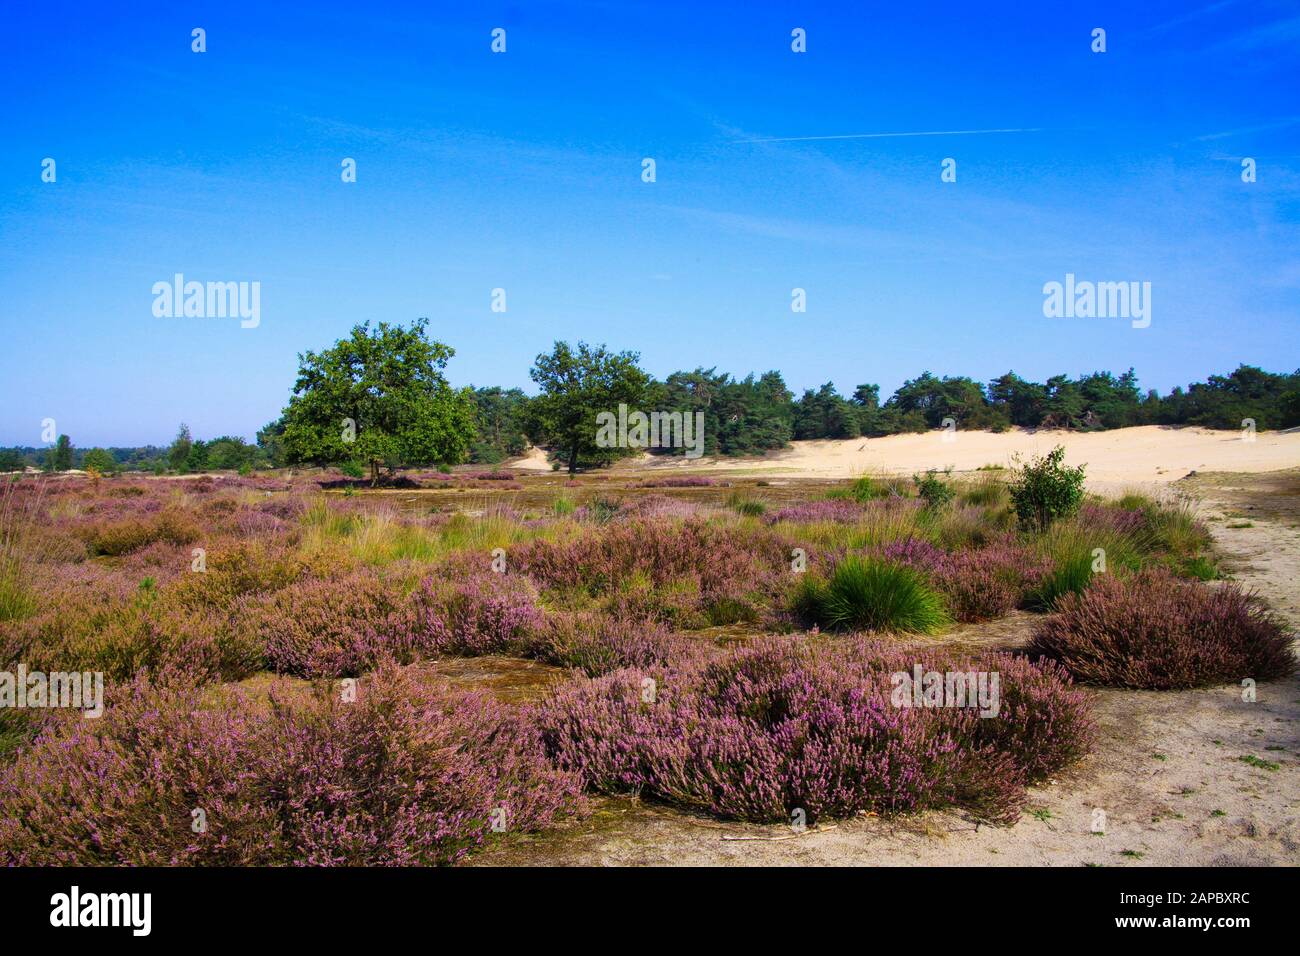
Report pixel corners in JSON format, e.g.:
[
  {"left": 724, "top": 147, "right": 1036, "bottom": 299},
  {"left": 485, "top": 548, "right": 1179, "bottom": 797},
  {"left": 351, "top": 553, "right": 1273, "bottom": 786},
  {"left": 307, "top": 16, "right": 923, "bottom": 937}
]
[{"left": 1, "top": 445, "right": 1297, "bottom": 866}]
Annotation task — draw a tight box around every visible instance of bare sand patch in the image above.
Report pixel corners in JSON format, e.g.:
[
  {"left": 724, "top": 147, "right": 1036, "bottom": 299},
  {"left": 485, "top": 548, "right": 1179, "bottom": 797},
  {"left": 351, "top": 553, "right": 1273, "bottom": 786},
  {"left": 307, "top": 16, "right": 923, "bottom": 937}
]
[{"left": 543, "top": 426, "right": 1300, "bottom": 494}]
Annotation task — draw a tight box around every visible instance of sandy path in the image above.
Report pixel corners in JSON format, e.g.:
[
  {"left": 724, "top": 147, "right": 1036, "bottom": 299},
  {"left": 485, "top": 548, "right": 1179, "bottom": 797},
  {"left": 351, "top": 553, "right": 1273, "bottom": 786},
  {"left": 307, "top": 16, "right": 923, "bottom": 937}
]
[{"left": 475, "top": 471, "right": 1300, "bottom": 867}]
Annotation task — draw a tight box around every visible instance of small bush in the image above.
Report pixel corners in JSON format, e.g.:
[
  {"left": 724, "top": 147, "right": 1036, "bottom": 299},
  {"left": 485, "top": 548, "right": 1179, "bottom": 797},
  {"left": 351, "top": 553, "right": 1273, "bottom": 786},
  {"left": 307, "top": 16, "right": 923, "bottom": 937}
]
[
  {"left": 536, "top": 612, "right": 705, "bottom": 676},
  {"left": 795, "top": 557, "right": 949, "bottom": 634},
  {"left": 913, "top": 470, "right": 955, "bottom": 509},
  {"left": 540, "top": 638, "right": 1094, "bottom": 825},
  {"left": 1029, "top": 570, "right": 1296, "bottom": 689},
  {"left": 1009, "top": 446, "right": 1085, "bottom": 532},
  {"left": 846, "top": 476, "right": 890, "bottom": 503}
]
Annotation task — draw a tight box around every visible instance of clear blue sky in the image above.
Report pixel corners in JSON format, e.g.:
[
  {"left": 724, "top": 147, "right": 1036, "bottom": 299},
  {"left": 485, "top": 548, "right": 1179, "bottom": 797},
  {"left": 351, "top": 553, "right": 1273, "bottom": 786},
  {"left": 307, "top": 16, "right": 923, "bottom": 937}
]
[{"left": 1, "top": 0, "right": 1297, "bottom": 446}]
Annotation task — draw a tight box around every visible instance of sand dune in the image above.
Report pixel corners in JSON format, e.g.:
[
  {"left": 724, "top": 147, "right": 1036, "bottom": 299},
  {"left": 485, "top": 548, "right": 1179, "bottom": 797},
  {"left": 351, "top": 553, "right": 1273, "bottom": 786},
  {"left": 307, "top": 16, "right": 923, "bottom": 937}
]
[{"left": 512, "top": 426, "right": 1300, "bottom": 488}]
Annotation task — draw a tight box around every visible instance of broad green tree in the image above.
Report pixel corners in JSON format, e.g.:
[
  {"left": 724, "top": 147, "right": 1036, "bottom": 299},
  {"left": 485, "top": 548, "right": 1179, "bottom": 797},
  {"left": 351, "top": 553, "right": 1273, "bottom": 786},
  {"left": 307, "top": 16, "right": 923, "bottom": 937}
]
[
  {"left": 526, "top": 341, "right": 650, "bottom": 474},
  {"left": 280, "top": 319, "right": 477, "bottom": 482}
]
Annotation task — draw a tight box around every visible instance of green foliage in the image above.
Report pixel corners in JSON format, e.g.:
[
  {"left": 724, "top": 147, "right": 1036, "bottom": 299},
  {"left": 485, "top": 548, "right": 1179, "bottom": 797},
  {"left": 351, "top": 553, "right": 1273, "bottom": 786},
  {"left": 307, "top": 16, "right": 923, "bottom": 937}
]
[
  {"left": 796, "top": 557, "right": 950, "bottom": 634},
  {"left": 256, "top": 417, "right": 287, "bottom": 468},
  {"left": 0, "top": 450, "right": 29, "bottom": 473},
  {"left": 793, "top": 382, "right": 859, "bottom": 439},
  {"left": 525, "top": 341, "right": 651, "bottom": 474},
  {"left": 167, "top": 424, "right": 193, "bottom": 473},
  {"left": 281, "top": 319, "right": 477, "bottom": 481},
  {"left": 470, "top": 386, "right": 531, "bottom": 464},
  {"left": 1010, "top": 446, "right": 1085, "bottom": 531},
  {"left": 48, "top": 435, "right": 73, "bottom": 472},
  {"left": 1026, "top": 552, "right": 1095, "bottom": 610},
  {"left": 651, "top": 368, "right": 793, "bottom": 455},
  {"left": 913, "top": 470, "right": 955, "bottom": 508},
  {"left": 81, "top": 448, "right": 117, "bottom": 475},
  {"left": 726, "top": 491, "right": 766, "bottom": 516}
]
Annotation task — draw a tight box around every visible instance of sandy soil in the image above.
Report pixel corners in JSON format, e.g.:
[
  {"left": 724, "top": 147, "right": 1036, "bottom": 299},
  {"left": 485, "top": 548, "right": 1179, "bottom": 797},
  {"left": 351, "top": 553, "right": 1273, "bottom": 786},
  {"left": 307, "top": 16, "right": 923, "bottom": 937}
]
[
  {"left": 511, "top": 427, "right": 1300, "bottom": 492},
  {"left": 473, "top": 469, "right": 1300, "bottom": 867}
]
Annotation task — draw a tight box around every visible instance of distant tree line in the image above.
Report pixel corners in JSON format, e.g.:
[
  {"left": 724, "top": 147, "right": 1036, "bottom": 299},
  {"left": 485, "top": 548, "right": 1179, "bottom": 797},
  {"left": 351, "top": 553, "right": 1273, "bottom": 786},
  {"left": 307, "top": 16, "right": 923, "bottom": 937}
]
[{"left": 4, "top": 325, "right": 1294, "bottom": 476}]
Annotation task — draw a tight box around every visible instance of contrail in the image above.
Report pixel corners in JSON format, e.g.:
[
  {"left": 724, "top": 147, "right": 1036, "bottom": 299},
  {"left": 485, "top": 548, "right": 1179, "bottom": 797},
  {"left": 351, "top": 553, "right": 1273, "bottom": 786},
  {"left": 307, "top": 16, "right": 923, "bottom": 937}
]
[{"left": 733, "top": 127, "right": 1042, "bottom": 144}]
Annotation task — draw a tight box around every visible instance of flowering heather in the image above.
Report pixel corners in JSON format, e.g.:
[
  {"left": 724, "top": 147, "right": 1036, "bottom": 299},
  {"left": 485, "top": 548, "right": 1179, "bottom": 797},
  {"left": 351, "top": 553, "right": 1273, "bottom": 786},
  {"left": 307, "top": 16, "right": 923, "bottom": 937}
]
[
  {"left": 0, "top": 665, "right": 584, "bottom": 865},
  {"left": 412, "top": 568, "right": 545, "bottom": 656},
  {"left": 934, "top": 540, "right": 1052, "bottom": 622},
  {"left": 879, "top": 536, "right": 946, "bottom": 569},
  {"left": 1029, "top": 570, "right": 1297, "bottom": 689},
  {"left": 765, "top": 499, "right": 865, "bottom": 524},
  {"left": 461, "top": 470, "right": 517, "bottom": 481},
  {"left": 1078, "top": 502, "right": 1146, "bottom": 536},
  {"left": 540, "top": 638, "right": 1094, "bottom": 825},
  {"left": 5, "top": 576, "right": 262, "bottom": 683},
  {"left": 536, "top": 612, "right": 710, "bottom": 676},
  {"left": 613, "top": 494, "right": 703, "bottom": 521},
  {"left": 636, "top": 476, "right": 718, "bottom": 488},
  {"left": 517, "top": 518, "right": 785, "bottom": 598},
  {"left": 250, "top": 570, "right": 423, "bottom": 678}
]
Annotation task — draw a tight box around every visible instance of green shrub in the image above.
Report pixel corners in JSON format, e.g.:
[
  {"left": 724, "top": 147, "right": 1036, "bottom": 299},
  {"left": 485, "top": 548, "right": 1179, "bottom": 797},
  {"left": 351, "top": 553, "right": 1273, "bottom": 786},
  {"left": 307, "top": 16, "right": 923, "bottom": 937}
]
[
  {"left": 1010, "top": 446, "right": 1085, "bottom": 531},
  {"left": 553, "top": 496, "right": 576, "bottom": 517},
  {"left": 339, "top": 461, "right": 365, "bottom": 479},
  {"left": 913, "top": 470, "right": 955, "bottom": 509},
  {"left": 726, "top": 491, "right": 766, "bottom": 516},
  {"left": 795, "top": 557, "right": 949, "bottom": 634}
]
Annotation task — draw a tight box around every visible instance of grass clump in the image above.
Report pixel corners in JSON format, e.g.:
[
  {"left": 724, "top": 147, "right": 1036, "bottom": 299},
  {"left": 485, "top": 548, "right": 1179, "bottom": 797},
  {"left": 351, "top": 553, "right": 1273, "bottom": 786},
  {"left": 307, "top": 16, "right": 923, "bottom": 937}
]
[{"left": 795, "top": 556, "right": 949, "bottom": 634}]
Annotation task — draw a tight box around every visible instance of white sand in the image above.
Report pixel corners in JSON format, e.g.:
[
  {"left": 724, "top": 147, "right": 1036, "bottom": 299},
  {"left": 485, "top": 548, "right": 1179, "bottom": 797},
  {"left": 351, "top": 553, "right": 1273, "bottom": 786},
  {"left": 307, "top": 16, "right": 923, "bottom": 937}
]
[{"left": 587, "top": 426, "right": 1300, "bottom": 487}]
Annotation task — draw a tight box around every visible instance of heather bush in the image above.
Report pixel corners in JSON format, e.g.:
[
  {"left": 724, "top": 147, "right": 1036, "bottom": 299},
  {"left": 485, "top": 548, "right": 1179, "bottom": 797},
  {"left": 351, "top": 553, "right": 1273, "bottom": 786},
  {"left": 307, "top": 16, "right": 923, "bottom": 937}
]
[
  {"left": 766, "top": 499, "right": 864, "bottom": 524},
  {"left": 7, "top": 581, "right": 262, "bottom": 683},
  {"left": 82, "top": 508, "right": 201, "bottom": 556},
  {"left": 251, "top": 570, "right": 422, "bottom": 678},
  {"left": 793, "top": 557, "right": 949, "bottom": 634},
  {"left": 540, "top": 638, "right": 1094, "bottom": 825},
  {"left": 536, "top": 612, "right": 708, "bottom": 676},
  {"left": 636, "top": 476, "right": 717, "bottom": 488},
  {"left": 1029, "top": 570, "right": 1296, "bottom": 689},
  {"left": 932, "top": 541, "right": 1051, "bottom": 622},
  {"left": 413, "top": 567, "right": 545, "bottom": 656},
  {"left": 0, "top": 665, "right": 584, "bottom": 865},
  {"left": 517, "top": 519, "right": 785, "bottom": 610}
]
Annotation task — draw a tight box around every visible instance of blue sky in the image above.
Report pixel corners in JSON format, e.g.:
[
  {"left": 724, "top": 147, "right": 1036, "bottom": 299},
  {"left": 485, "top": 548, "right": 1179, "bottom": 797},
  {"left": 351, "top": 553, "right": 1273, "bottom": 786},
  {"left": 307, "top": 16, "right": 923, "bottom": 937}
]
[{"left": 1, "top": 0, "right": 1297, "bottom": 446}]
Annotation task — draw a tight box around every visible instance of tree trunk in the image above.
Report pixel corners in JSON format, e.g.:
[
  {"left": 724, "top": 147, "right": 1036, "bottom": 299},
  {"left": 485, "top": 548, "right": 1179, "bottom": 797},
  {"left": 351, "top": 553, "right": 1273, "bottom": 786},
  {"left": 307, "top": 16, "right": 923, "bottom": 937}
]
[{"left": 567, "top": 443, "right": 578, "bottom": 476}]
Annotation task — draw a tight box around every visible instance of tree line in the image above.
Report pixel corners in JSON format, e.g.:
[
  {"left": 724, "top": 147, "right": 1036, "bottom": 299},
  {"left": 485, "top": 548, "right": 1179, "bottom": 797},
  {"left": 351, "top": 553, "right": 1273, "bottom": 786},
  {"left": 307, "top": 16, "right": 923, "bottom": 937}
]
[{"left": 4, "top": 320, "right": 1296, "bottom": 476}]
